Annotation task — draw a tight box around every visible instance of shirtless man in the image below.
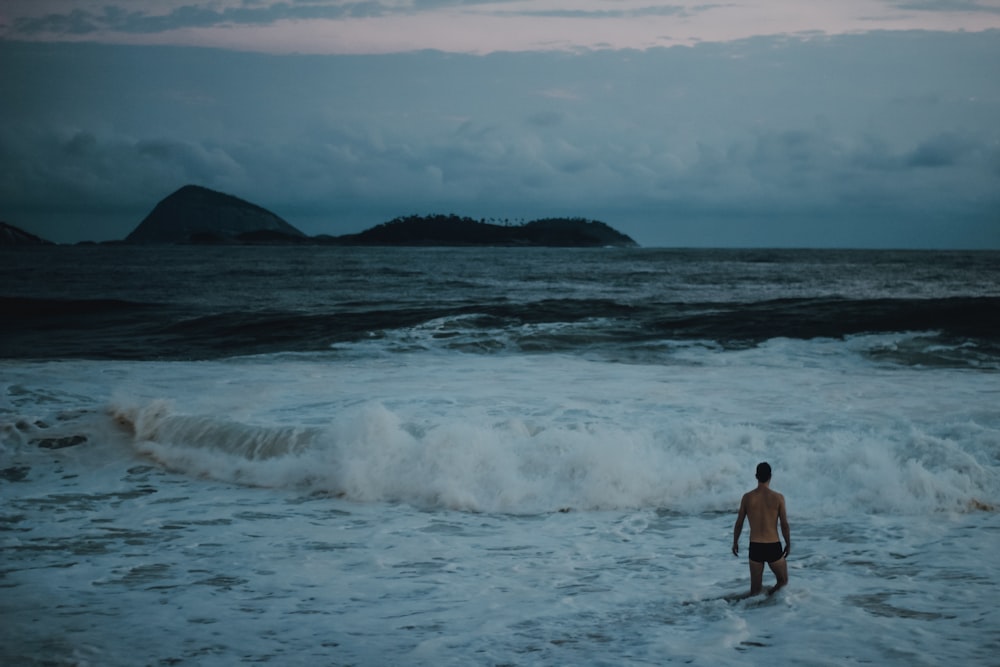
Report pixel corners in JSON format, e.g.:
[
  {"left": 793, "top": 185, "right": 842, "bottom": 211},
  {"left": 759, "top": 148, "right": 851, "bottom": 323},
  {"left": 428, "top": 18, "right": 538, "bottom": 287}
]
[{"left": 732, "top": 462, "right": 790, "bottom": 596}]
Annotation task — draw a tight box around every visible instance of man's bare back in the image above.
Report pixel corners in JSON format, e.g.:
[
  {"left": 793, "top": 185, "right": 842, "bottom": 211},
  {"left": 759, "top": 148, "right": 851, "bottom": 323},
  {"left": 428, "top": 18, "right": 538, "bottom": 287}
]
[
  {"left": 732, "top": 462, "right": 790, "bottom": 595},
  {"left": 740, "top": 486, "right": 785, "bottom": 542}
]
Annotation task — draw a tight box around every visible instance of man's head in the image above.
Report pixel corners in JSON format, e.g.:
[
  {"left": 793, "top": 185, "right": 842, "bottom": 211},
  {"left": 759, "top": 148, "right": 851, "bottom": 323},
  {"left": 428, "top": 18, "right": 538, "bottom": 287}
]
[{"left": 756, "top": 461, "right": 772, "bottom": 483}]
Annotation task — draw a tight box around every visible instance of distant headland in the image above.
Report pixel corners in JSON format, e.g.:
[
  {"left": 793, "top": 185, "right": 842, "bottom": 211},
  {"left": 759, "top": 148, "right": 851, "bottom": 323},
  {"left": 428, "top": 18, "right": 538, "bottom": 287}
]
[
  {"left": 1, "top": 184, "right": 638, "bottom": 248},
  {"left": 1, "top": 221, "right": 55, "bottom": 246}
]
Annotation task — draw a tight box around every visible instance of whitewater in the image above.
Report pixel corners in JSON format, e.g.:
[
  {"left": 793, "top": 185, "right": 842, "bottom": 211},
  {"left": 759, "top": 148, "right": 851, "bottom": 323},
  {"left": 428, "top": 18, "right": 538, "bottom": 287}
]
[{"left": 2, "top": 246, "right": 998, "bottom": 665}]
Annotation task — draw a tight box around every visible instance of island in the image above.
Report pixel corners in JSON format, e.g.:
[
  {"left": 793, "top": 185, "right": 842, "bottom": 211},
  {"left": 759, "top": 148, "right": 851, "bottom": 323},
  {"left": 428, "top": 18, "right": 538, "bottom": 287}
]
[
  {"left": 320, "top": 214, "right": 638, "bottom": 247},
  {"left": 4, "top": 184, "right": 639, "bottom": 247},
  {"left": 123, "top": 185, "right": 637, "bottom": 247},
  {"left": 126, "top": 185, "right": 308, "bottom": 244}
]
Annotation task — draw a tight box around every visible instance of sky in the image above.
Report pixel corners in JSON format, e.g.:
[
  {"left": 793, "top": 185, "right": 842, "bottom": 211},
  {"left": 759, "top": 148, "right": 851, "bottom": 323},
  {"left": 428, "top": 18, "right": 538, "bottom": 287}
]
[{"left": 1, "top": 1, "right": 999, "bottom": 247}]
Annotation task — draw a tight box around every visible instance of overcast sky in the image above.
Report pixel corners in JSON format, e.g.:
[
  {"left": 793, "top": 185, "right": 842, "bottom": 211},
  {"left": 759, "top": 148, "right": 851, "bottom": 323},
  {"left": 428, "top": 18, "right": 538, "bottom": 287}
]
[{"left": 2, "top": 1, "right": 998, "bottom": 247}]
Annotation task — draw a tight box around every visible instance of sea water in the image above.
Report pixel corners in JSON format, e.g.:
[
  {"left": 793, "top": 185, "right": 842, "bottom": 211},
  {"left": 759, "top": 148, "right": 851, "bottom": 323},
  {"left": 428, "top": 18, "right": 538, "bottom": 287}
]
[{"left": 1, "top": 247, "right": 998, "bottom": 666}]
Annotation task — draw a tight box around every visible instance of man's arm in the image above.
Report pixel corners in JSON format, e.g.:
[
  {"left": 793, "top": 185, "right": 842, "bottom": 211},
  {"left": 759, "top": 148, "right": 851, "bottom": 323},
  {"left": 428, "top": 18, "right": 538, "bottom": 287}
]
[
  {"left": 779, "top": 494, "right": 790, "bottom": 558},
  {"left": 732, "top": 495, "right": 747, "bottom": 556}
]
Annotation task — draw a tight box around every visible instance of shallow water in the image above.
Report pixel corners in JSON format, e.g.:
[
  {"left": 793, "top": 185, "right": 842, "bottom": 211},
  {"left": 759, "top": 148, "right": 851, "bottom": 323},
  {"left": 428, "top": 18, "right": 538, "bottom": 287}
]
[
  {"left": 2, "top": 351, "right": 998, "bottom": 666},
  {"left": 3, "top": 470, "right": 997, "bottom": 666}
]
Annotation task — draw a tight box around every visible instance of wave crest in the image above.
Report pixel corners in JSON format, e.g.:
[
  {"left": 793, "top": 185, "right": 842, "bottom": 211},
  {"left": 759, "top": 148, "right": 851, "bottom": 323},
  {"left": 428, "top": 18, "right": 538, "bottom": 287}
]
[{"left": 112, "top": 399, "right": 998, "bottom": 516}]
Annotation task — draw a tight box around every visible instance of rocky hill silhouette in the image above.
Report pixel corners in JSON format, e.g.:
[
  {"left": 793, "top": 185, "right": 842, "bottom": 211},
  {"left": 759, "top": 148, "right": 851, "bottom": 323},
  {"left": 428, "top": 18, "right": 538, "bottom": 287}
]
[
  {"left": 0, "top": 221, "right": 54, "bottom": 246},
  {"left": 126, "top": 185, "right": 307, "bottom": 244}
]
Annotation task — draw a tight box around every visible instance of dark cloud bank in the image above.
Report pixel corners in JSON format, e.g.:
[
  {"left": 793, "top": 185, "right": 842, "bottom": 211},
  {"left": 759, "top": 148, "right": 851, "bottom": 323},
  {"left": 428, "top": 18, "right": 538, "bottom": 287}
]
[{"left": 1, "top": 30, "right": 998, "bottom": 247}]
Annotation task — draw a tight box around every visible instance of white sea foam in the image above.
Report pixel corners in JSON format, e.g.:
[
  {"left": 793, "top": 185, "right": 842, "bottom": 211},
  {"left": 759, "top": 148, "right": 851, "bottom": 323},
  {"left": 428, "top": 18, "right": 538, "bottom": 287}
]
[
  {"left": 17, "top": 338, "right": 969, "bottom": 518},
  {"left": 2, "top": 342, "right": 999, "bottom": 666}
]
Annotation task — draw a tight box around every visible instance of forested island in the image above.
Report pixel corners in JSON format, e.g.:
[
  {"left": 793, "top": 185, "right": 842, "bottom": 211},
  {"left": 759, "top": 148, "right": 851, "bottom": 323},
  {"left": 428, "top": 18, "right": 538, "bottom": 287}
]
[{"left": 318, "top": 214, "right": 637, "bottom": 247}]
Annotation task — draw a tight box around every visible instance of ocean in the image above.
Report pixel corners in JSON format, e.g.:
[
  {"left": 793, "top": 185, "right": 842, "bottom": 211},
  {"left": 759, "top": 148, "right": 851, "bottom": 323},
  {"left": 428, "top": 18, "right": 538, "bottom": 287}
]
[{"left": 2, "top": 245, "right": 998, "bottom": 666}]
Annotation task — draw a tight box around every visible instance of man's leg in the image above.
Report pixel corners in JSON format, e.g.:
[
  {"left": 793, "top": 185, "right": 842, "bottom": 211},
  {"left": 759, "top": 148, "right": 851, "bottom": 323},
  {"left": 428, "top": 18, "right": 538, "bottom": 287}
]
[
  {"left": 749, "top": 559, "right": 764, "bottom": 595},
  {"left": 767, "top": 558, "right": 788, "bottom": 595}
]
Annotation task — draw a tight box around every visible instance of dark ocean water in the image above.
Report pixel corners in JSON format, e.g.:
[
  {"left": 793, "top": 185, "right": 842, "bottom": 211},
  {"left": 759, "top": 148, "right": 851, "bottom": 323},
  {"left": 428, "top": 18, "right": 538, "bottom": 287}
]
[{"left": 2, "top": 246, "right": 998, "bottom": 364}]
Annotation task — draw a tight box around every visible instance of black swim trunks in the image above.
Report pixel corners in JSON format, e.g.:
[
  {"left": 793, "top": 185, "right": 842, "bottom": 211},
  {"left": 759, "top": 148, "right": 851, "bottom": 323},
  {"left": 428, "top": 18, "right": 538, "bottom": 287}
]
[{"left": 748, "top": 541, "right": 784, "bottom": 563}]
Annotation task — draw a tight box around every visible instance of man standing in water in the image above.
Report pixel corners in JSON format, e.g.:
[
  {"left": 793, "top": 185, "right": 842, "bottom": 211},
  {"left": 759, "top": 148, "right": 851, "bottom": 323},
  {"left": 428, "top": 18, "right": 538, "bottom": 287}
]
[{"left": 732, "top": 462, "right": 790, "bottom": 595}]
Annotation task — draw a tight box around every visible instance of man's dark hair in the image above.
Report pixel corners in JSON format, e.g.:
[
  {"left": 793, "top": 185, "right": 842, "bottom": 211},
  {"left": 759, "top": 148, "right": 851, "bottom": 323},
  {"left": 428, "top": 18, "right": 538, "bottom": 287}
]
[{"left": 756, "top": 462, "right": 772, "bottom": 483}]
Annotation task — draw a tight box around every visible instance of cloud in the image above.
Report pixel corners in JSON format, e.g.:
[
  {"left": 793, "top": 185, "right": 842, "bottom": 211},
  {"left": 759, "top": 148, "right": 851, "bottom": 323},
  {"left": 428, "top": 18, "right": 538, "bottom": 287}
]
[
  {"left": 491, "top": 4, "right": 708, "bottom": 19},
  {"left": 0, "top": 126, "right": 246, "bottom": 210},
  {"left": 526, "top": 111, "right": 567, "bottom": 128},
  {"left": 6, "top": 1, "right": 1000, "bottom": 54},
  {"left": 1, "top": 31, "right": 998, "bottom": 247},
  {"left": 7, "top": 116, "right": 994, "bottom": 244},
  {"left": 11, "top": 2, "right": 369, "bottom": 35},
  {"left": 891, "top": 1, "right": 1000, "bottom": 13},
  {"left": 905, "top": 131, "right": 979, "bottom": 168},
  {"left": 16, "top": 0, "right": 995, "bottom": 41},
  {"left": 7, "top": 0, "right": 534, "bottom": 36}
]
